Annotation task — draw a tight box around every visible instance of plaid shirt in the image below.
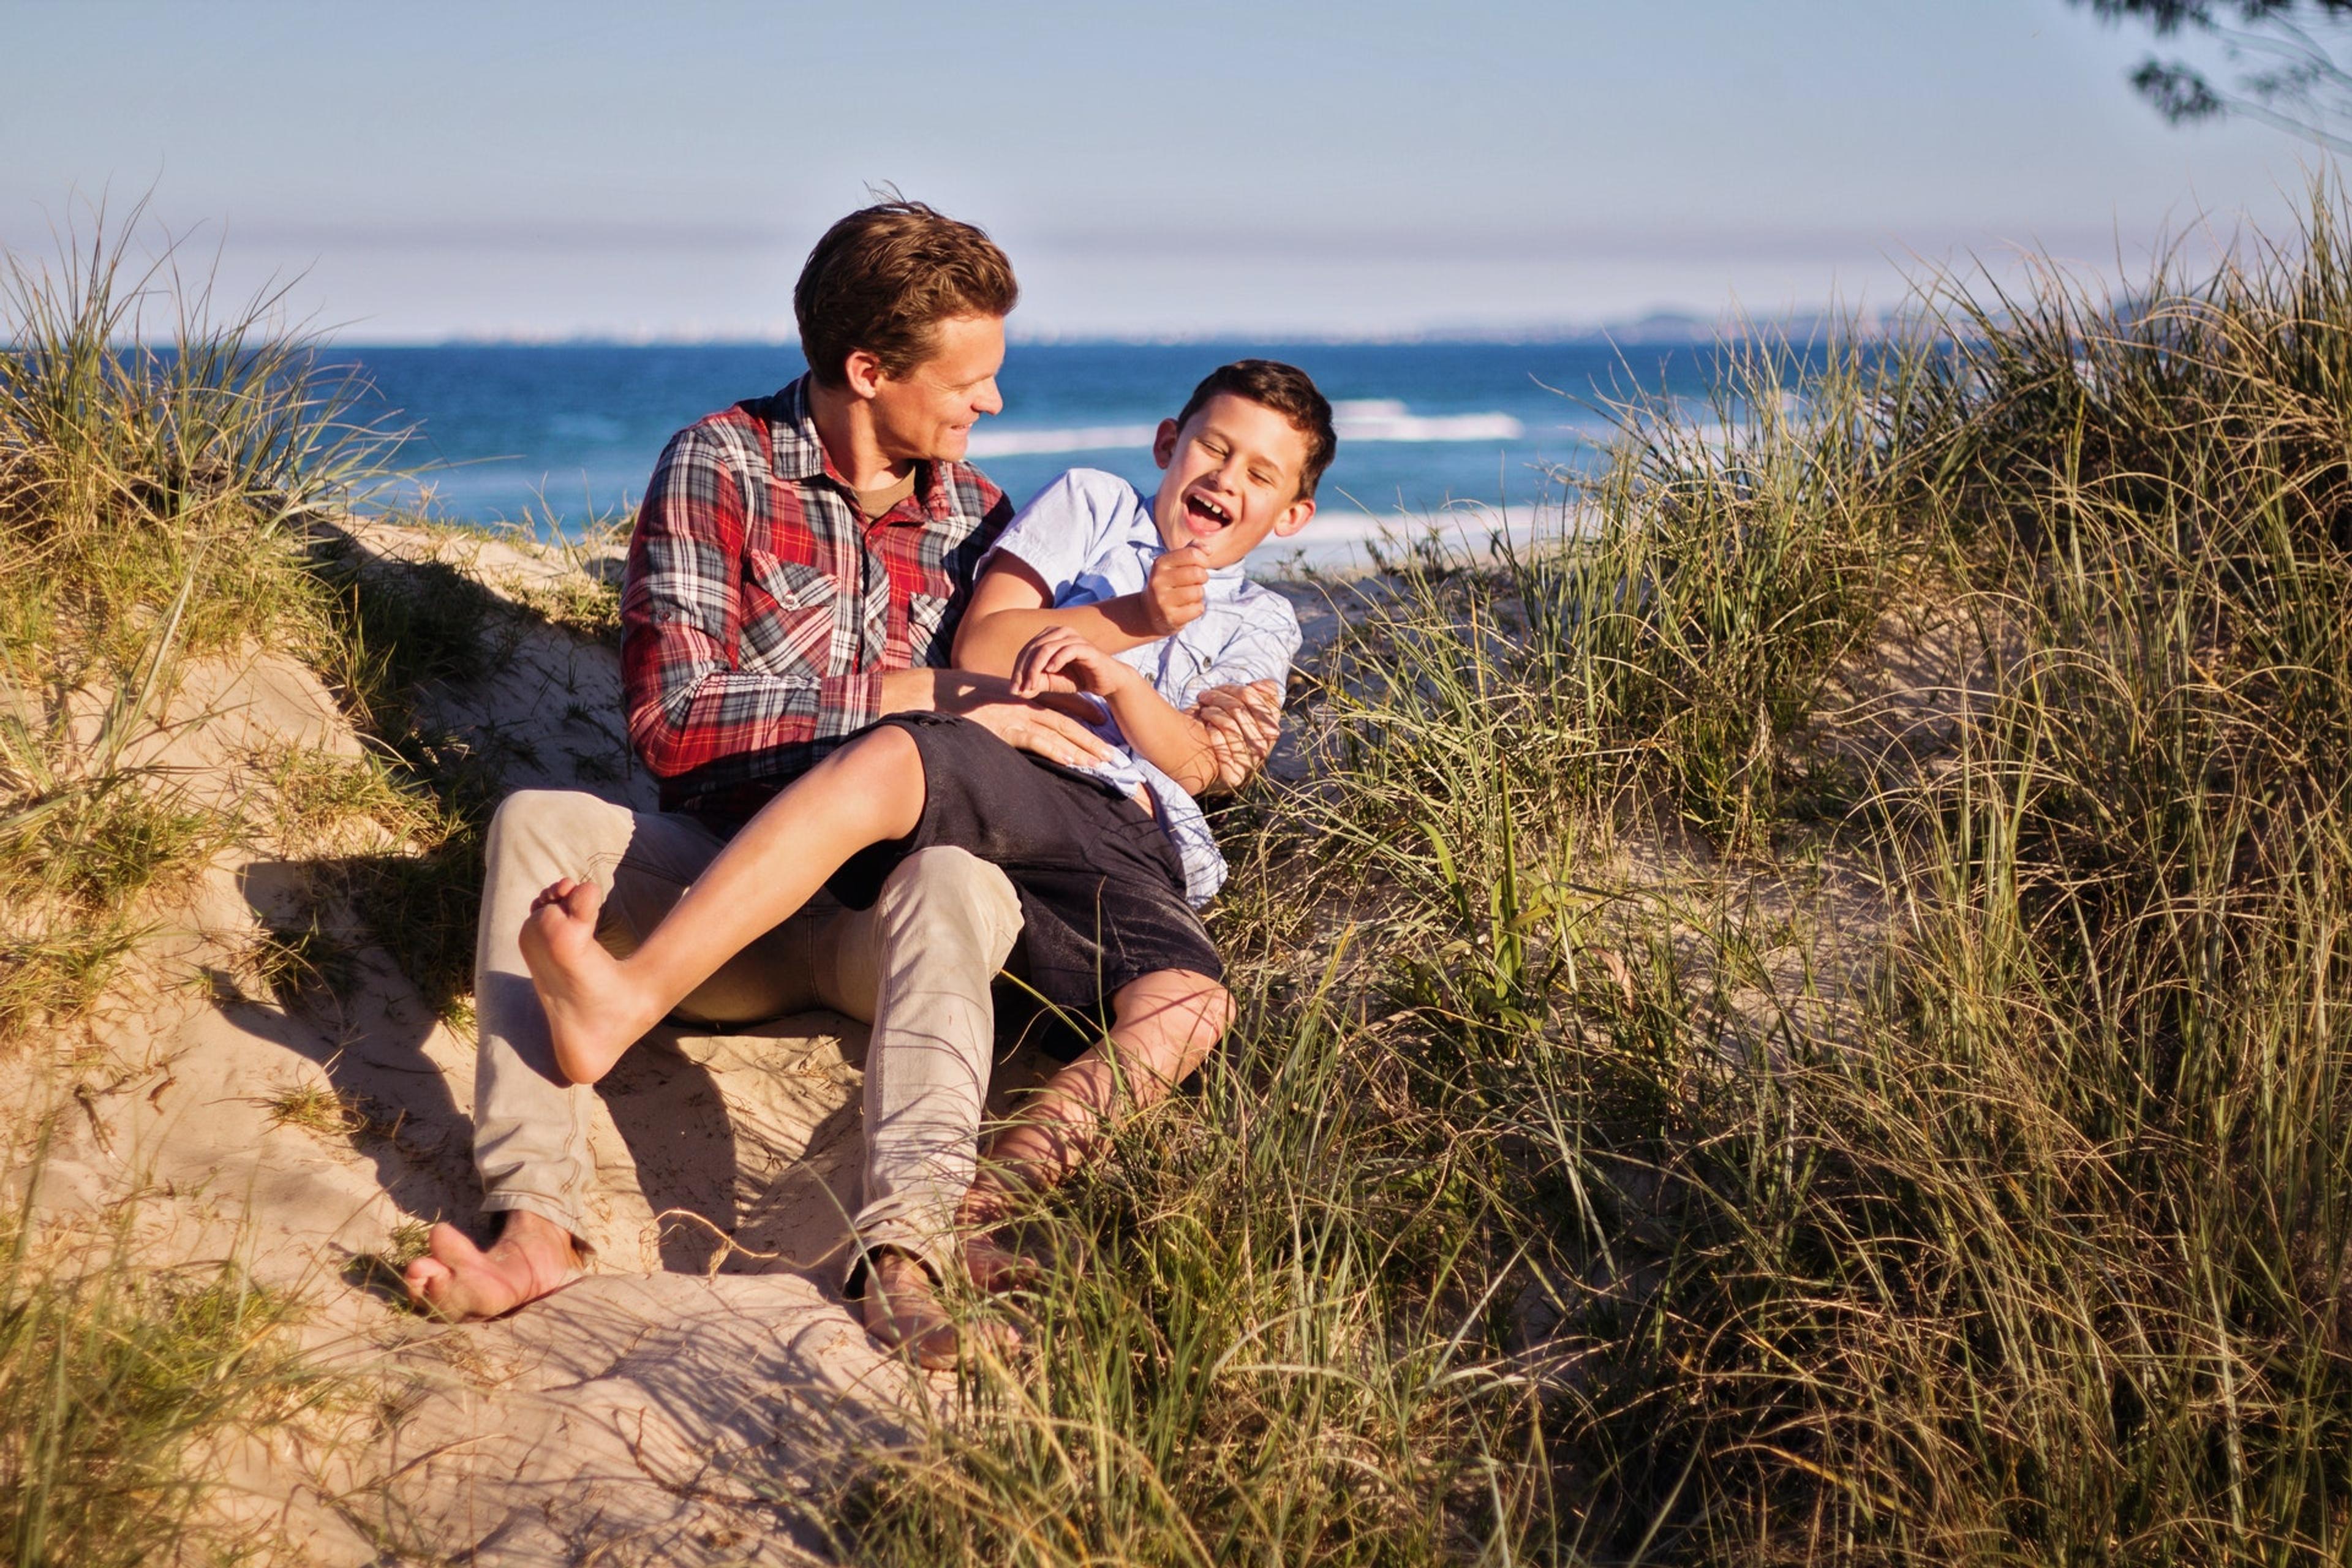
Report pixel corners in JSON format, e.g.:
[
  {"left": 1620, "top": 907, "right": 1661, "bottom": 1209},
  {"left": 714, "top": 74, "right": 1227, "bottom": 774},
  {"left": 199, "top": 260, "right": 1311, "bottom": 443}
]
[{"left": 619, "top": 375, "right": 1010, "bottom": 820}]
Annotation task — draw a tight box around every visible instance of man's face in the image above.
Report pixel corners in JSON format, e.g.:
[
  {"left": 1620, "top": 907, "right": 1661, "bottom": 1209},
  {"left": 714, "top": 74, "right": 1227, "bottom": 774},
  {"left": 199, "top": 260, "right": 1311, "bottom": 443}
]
[
  {"left": 864, "top": 313, "right": 1007, "bottom": 466},
  {"left": 1149, "top": 393, "right": 1317, "bottom": 569}
]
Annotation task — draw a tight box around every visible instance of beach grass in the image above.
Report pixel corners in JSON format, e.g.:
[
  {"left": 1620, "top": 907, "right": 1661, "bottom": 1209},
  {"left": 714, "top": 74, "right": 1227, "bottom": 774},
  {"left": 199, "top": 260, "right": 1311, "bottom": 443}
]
[
  {"left": 805, "top": 185, "right": 2352, "bottom": 1564},
  {"left": 0, "top": 215, "right": 517, "bottom": 1558},
  {"left": 0, "top": 1127, "right": 339, "bottom": 1568},
  {"left": 8, "top": 182, "right": 2352, "bottom": 1562}
]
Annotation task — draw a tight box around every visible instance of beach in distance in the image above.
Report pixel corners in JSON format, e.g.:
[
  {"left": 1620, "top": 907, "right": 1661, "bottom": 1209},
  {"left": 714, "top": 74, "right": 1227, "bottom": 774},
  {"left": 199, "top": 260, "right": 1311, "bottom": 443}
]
[{"left": 342, "top": 338, "right": 1756, "bottom": 567}]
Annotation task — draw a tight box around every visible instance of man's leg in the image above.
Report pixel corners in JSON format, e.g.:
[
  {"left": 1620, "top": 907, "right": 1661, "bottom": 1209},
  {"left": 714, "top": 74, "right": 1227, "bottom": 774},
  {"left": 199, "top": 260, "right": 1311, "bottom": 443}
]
[
  {"left": 958, "top": 968, "right": 1232, "bottom": 1231},
  {"left": 834, "top": 846, "right": 1025, "bottom": 1366},
  {"left": 405, "top": 788, "right": 794, "bottom": 1319},
  {"left": 408, "top": 785, "right": 1027, "bottom": 1355},
  {"left": 520, "top": 726, "right": 927, "bottom": 1084}
]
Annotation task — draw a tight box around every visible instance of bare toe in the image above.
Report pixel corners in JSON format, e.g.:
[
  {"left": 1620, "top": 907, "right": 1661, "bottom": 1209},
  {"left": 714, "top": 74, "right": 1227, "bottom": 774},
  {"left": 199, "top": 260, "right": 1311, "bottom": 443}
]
[
  {"left": 862, "top": 1251, "right": 962, "bottom": 1370},
  {"left": 963, "top": 1232, "right": 1044, "bottom": 1295},
  {"left": 402, "top": 1217, "right": 575, "bottom": 1322}
]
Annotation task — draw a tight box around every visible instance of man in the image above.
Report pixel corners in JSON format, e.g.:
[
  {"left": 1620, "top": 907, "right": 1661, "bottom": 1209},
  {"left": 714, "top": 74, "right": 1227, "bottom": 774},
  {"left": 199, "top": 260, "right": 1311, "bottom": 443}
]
[{"left": 404, "top": 202, "right": 1279, "bottom": 1362}]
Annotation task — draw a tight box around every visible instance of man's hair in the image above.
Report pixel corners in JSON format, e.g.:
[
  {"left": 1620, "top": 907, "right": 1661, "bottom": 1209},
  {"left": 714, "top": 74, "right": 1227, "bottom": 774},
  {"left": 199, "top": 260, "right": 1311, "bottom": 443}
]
[
  {"left": 794, "top": 202, "right": 1019, "bottom": 388},
  {"left": 1175, "top": 360, "right": 1338, "bottom": 499}
]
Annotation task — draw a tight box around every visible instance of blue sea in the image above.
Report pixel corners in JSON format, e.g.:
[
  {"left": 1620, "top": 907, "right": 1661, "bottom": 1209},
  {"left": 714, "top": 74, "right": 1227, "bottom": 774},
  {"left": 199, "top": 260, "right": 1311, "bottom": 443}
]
[{"left": 335, "top": 341, "right": 1732, "bottom": 571}]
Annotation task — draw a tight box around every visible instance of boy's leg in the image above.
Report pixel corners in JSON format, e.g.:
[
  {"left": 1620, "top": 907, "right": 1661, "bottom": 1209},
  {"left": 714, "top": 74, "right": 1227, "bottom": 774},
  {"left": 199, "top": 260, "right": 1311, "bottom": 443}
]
[
  {"left": 521, "top": 726, "right": 927, "bottom": 1084},
  {"left": 957, "top": 968, "right": 1232, "bottom": 1231}
]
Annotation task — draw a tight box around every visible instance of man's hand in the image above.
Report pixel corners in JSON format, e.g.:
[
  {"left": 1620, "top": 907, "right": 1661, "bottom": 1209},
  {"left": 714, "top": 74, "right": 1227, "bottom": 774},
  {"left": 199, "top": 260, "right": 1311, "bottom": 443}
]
[
  {"left": 1142, "top": 541, "right": 1211, "bottom": 635},
  {"left": 1189, "top": 680, "right": 1283, "bottom": 794},
  {"left": 1011, "top": 627, "right": 1139, "bottom": 700},
  {"left": 924, "top": 669, "right": 1120, "bottom": 771}
]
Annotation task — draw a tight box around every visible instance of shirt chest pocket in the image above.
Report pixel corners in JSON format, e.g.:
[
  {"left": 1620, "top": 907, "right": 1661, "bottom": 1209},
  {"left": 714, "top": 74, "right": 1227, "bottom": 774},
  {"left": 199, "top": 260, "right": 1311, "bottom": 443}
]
[
  {"left": 907, "top": 591, "right": 954, "bottom": 665},
  {"left": 742, "top": 549, "right": 845, "bottom": 672}
]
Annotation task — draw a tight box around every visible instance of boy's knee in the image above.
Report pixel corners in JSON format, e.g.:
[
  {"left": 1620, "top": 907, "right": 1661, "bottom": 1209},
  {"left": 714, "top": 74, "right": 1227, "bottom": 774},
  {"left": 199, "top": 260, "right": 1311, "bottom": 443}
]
[
  {"left": 1188, "top": 982, "right": 1235, "bottom": 1058},
  {"left": 842, "top": 722, "right": 922, "bottom": 775},
  {"left": 1137, "top": 974, "right": 1231, "bottom": 1080}
]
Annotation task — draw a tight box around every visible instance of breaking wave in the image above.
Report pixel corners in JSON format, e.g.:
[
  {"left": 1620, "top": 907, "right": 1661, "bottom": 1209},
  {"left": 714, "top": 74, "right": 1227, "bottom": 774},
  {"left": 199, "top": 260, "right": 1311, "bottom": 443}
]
[{"left": 965, "top": 399, "right": 1526, "bottom": 460}]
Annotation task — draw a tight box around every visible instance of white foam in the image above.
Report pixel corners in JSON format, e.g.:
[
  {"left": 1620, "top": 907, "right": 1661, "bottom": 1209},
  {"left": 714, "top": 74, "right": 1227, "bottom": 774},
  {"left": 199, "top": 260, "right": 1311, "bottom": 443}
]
[
  {"left": 964, "top": 401, "right": 1527, "bottom": 460},
  {"left": 966, "top": 423, "right": 1158, "bottom": 458},
  {"left": 1329, "top": 399, "right": 1526, "bottom": 442}
]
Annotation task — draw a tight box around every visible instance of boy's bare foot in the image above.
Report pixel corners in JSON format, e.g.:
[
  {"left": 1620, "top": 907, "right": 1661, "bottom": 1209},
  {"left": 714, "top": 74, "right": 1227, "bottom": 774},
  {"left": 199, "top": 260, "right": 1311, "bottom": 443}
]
[
  {"left": 401, "top": 1210, "right": 578, "bottom": 1321},
  {"left": 861, "top": 1249, "right": 1019, "bottom": 1370},
  {"left": 517, "top": 877, "right": 659, "bottom": 1084}
]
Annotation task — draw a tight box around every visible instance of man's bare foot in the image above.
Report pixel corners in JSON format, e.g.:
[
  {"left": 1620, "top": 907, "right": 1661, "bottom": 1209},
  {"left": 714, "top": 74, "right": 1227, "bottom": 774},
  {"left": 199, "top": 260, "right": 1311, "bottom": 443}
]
[
  {"left": 860, "top": 1249, "right": 1017, "bottom": 1370},
  {"left": 862, "top": 1249, "right": 960, "bottom": 1369},
  {"left": 517, "top": 877, "right": 660, "bottom": 1084},
  {"left": 401, "top": 1210, "right": 579, "bottom": 1322},
  {"left": 963, "top": 1231, "right": 1043, "bottom": 1295}
]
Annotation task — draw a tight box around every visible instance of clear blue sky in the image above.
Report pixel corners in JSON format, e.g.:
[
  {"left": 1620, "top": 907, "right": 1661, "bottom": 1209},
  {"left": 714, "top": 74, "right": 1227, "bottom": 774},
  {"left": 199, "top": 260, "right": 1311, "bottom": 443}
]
[{"left": 1, "top": 0, "right": 2328, "bottom": 340}]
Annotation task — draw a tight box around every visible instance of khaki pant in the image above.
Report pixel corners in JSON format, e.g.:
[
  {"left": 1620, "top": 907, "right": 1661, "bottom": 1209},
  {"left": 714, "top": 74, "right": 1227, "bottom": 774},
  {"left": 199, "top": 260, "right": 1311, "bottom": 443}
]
[{"left": 470, "top": 788, "right": 1023, "bottom": 1283}]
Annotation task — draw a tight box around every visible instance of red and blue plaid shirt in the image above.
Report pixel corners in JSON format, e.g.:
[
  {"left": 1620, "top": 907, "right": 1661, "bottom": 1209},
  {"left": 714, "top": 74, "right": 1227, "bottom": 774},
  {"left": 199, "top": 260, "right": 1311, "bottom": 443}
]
[{"left": 619, "top": 375, "right": 1011, "bottom": 821}]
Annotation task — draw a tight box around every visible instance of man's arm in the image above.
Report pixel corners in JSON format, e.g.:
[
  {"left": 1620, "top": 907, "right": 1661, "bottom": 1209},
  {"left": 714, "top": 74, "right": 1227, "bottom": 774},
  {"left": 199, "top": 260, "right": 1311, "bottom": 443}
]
[
  {"left": 1175, "top": 594, "right": 1300, "bottom": 794},
  {"left": 1188, "top": 680, "right": 1284, "bottom": 793},
  {"left": 621, "top": 423, "right": 1115, "bottom": 780},
  {"left": 875, "top": 665, "right": 1119, "bottom": 771}
]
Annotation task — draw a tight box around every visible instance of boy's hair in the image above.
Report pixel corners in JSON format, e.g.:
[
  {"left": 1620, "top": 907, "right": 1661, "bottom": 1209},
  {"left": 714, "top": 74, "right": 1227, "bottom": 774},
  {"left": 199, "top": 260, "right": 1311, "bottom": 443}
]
[
  {"left": 1177, "top": 360, "right": 1338, "bottom": 499},
  {"left": 794, "top": 202, "right": 1019, "bottom": 388}
]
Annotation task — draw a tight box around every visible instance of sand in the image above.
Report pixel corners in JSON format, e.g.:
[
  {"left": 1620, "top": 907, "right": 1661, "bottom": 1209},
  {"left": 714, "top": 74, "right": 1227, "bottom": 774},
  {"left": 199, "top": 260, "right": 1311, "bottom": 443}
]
[
  {"left": 0, "top": 514, "right": 1370, "bottom": 1562},
  {"left": 7, "top": 522, "right": 944, "bottom": 1565}
]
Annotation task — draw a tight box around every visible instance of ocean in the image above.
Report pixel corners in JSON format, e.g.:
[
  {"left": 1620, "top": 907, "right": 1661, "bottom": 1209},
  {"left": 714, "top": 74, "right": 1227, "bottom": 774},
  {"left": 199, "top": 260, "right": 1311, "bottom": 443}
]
[{"left": 336, "top": 340, "right": 1733, "bottom": 571}]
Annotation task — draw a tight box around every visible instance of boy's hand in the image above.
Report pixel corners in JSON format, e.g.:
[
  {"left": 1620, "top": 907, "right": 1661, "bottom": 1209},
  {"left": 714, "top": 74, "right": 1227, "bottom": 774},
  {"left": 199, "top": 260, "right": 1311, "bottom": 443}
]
[
  {"left": 1012, "top": 627, "right": 1138, "bottom": 699},
  {"left": 1142, "top": 542, "right": 1211, "bottom": 635},
  {"left": 1191, "top": 680, "right": 1283, "bottom": 793}
]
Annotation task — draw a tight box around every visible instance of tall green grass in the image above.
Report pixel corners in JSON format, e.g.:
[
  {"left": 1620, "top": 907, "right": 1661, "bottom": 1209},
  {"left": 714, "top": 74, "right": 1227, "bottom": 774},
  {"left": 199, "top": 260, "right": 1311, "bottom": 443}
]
[
  {"left": 0, "top": 212, "right": 398, "bottom": 1041},
  {"left": 0, "top": 215, "right": 514, "bottom": 1558},
  {"left": 0, "top": 205, "right": 393, "bottom": 671},
  {"left": 0, "top": 214, "right": 533, "bottom": 1038},
  {"left": 820, "top": 190, "right": 2352, "bottom": 1564}
]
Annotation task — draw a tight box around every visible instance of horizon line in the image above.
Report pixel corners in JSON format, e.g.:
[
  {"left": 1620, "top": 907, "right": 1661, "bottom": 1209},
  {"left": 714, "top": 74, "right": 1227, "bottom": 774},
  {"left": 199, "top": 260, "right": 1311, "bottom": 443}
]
[{"left": 312, "top": 309, "right": 1907, "bottom": 353}]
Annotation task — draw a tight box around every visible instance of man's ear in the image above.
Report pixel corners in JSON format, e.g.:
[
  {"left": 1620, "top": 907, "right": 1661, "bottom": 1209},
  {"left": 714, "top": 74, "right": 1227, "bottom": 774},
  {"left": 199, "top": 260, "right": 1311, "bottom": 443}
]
[
  {"left": 842, "top": 348, "right": 888, "bottom": 401},
  {"left": 1272, "top": 496, "right": 1317, "bottom": 538},
  {"left": 1152, "top": 417, "right": 1181, "bottom": 470}
]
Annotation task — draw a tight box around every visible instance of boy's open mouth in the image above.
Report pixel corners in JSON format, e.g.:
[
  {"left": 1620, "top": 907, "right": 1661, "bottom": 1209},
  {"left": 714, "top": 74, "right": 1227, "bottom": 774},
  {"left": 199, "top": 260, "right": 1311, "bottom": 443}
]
[{"left": 1184, "top": 493, "right": 1232, "bottom": 530}]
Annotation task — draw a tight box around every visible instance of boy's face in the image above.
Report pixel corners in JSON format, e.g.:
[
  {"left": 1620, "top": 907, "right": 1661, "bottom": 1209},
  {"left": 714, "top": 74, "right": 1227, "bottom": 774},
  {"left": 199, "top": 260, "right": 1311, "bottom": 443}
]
[{"left": 1148, "top": 392, "right": 1317, "bottom": 569}]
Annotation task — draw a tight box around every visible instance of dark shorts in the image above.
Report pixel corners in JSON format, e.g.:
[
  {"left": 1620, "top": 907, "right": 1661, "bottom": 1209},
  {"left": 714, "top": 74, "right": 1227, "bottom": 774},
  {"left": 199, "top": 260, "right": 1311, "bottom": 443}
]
[{"left": 826, "top": 712, "right": 1224, "bottom": 1041}]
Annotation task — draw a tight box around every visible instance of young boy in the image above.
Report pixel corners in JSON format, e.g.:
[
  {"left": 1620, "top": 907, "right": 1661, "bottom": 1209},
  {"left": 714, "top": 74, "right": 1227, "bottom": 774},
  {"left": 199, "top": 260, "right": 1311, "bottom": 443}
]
[{"left": 516, "top": 360, "right": 1332, "bottom": 1338}]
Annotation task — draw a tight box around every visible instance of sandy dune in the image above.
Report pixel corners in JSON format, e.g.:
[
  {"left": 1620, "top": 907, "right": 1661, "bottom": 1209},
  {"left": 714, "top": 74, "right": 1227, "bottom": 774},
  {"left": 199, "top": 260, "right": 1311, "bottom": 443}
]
[{"left": 10, "top": 524, "right": 969, "bottom": 1564}]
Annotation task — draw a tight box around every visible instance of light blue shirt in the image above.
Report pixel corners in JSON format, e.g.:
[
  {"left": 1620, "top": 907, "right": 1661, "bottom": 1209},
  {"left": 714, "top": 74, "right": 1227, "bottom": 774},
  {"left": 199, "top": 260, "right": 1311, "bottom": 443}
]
[{"left": 979, "top": 468, "right": 1300, "bottom": 905}]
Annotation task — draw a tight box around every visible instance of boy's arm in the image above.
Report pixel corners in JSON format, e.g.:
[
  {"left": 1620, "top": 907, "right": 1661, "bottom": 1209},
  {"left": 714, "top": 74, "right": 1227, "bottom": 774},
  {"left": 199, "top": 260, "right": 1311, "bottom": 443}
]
[
  {"left": 1009, "top": 628, "right": 1230, "bottom": 797},
  {"left": 1179, "top": 594, "right": 1301, "bottom": 794},
  {"left": 952, "top": 545, "right": 1214, "bottom": 674}
]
